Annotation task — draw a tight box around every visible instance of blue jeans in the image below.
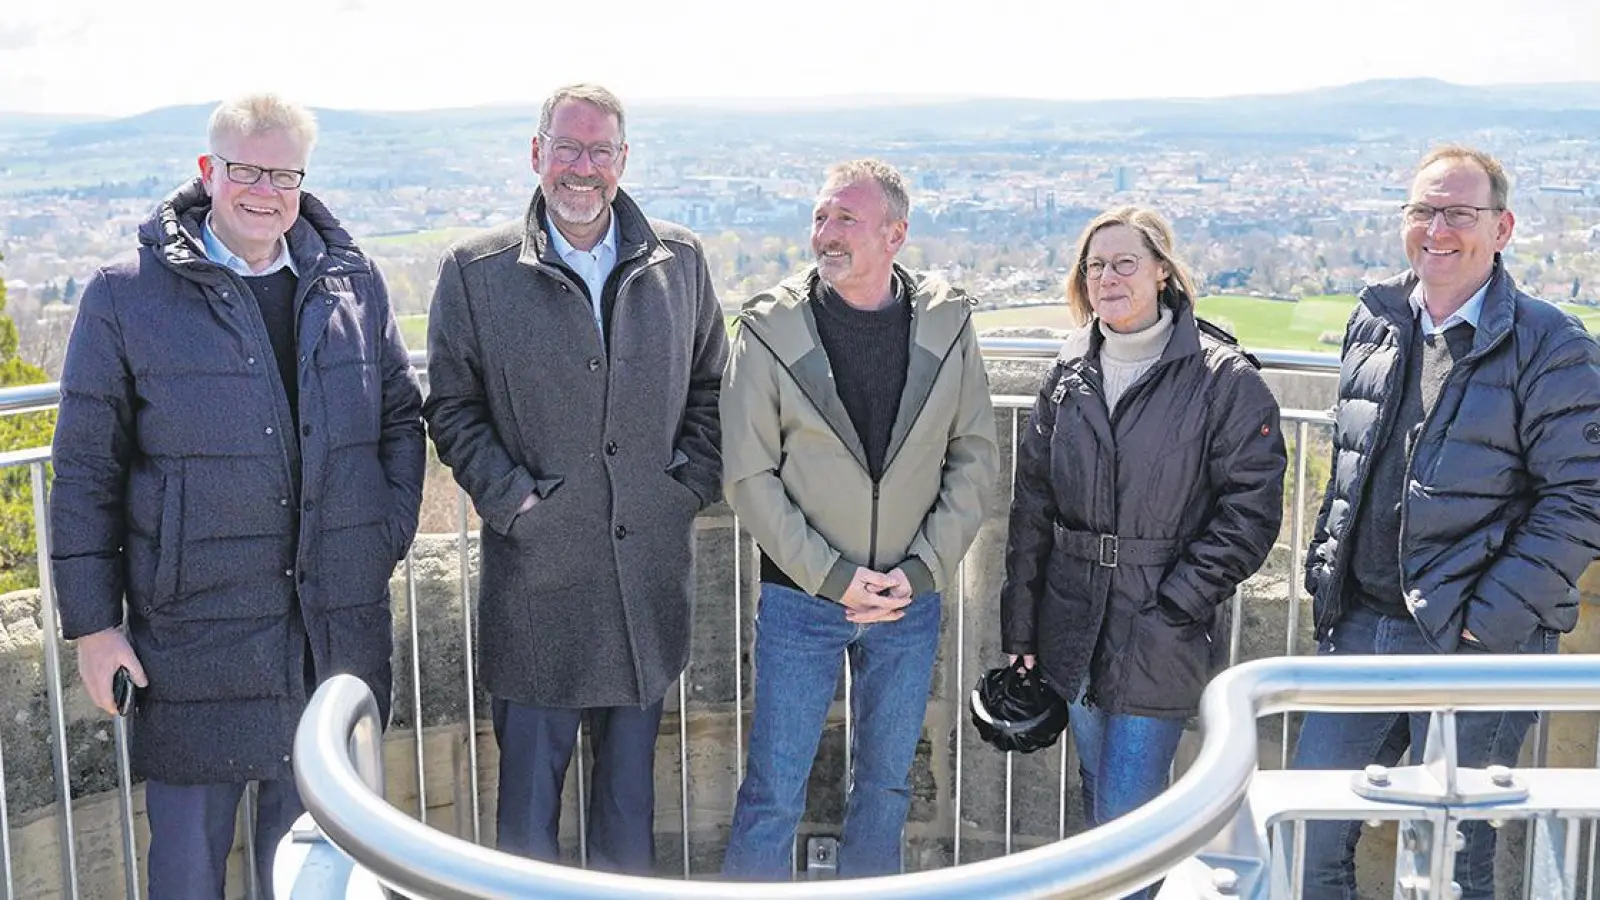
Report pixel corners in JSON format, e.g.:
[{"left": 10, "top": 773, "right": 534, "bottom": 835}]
[
  {"left": 1069, "top": 697, "right": 1186, "bottom": 900},
  {"left": 722, "top": 583, "right": 941, "bottom": 880},
  {"left": 1291, "top": 603, "right": 1556, "bottom": 900}
]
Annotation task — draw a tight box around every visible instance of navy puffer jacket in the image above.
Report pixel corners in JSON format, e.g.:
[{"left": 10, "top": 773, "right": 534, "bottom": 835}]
[
  {"left": 1305, "top": 259, "right": 1600, "bottom": 653},
  {"left": 51, "top": 180, "right": 426, "bottom": 783}
]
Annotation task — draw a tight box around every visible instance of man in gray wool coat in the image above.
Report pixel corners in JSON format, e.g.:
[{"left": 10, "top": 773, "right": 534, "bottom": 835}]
[{"left": 423, "top": 83, "right": 728, "bottom": 873}]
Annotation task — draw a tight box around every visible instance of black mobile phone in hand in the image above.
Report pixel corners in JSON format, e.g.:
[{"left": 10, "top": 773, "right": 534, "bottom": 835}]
[{"left": 112, "top": 667, "right": 135, "bottom": 716}]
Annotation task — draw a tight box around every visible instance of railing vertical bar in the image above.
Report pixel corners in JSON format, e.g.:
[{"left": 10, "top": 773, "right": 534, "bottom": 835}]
[
  {"left": 32, "top": 462, "right": 80, "bottom": 900},
  {"left": 1282, "top": 418, "right": 1310, "bottom": 769},
  {"left": 1058, "top": 729, "right": 1069, "bottom": 841},
  {"left": 678, "top": 672, "right": 690, "bottom": 878},
  {"left": 1004, "top": 750, "right": 1014, "bottom": 855},
  {"left": 1523, "top": 712, "right": 1553, "bottom": 896},
  {"left": 112, "top": 713, "right": 138, "bottom": 900},
  {"left": 456, "top": 487, "right": 482, "bottom": 844},
  {"left": 575, "top": 724, "right": 589, "bottom": 869},
  {"left": 843, "top": 661, "right": 854, "bottom": 818},
  {"left": 1003, "top": 405, "right": 1021, "bottom": 857},
  {"left": 1589, "top": 722, "right": 1600, "bottom": 900},
  {"left": 0, "top": 720, "right": 15, "bottom": 900},
  {"left": 1228, "top": 586, "right": 1243, "bottom": 668},
  {"left": 1291, "top": 818, "right": 1307, "bottom": 900},
  {"left": 404, "top": 551, "right": 428, "bottom": 824},
  {"left": 241, "top": 781, "right": 260, "bottom": 900},
  {"left": 733, "top": 516, "right": 744, "bottom": 789},
  {"left": 954, "top": 553, "right": 965, "bottom": 867}
]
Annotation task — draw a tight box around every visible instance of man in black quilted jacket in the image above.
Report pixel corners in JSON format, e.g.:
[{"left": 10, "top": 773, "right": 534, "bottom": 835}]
[{"left": 1293, "top": 144, "right": 1600, "bottom": 900}]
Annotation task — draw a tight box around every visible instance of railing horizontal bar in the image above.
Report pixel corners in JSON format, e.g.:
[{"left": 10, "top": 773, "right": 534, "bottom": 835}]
[{"left": 0, "top": 340, "right": 1343, "bottom": 416}]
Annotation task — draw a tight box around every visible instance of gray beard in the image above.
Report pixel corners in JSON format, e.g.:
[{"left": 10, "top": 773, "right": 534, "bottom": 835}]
[{"left": 549, "top": 191, "right": 606, "bottom": 227}]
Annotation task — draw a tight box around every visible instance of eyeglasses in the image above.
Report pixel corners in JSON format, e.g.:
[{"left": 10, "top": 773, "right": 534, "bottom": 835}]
[
  {"left": 213, "top": 155, "right": 306, "bottom": 190},
  {"left": 539, "top": 131, "right": 622, "bottom": 167},
  {"left": 1082, "top": 255, "right": 1143, "bottom": 280},
  {"left": 1402, "top": 203, "right": 1502, "bottom": 229}
]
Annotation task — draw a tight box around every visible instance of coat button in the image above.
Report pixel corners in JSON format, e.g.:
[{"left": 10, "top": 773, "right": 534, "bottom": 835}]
[
  {"left": 302, "top": 425, "right": 312, "bottom": 436},
  {"left": 325, "top": 297, "right": 334, "bottom": 306},
  {"left": 247, "top": 357, "right": 256, "bottom": 365},
  {"left": 614, "top": 525, "right": 627, "bottom": 539},
  {"left": 605, "top": 441, "right": 618, "bottom": 456},
  {"left": 587, "top": 358, "right": 601, "bottom": 372},
  {"left": 560, "top": 284, "right": 571, "bottom": 292},
  {"left": 303, "top": 500, "right": 314, "bottom": 511},
  {"left": 280, "top": 498, "right": 289, "bottom": 507},
  {"left": 284, "top": 568, "right": 294, "bottom": 577},
  {"left": 265, "top": 426, "right": 274, "bottom": 435}
]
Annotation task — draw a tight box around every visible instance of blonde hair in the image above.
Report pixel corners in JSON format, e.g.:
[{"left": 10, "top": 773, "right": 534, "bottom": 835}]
[
  {"left": 1416, "top": 144, "right": 1511, "bottom": 210},
  {"left": 207, "top": 93, "right": 317, "bottom": 160},
  {"left": 1064, "top": 206, "right": 1198, "bottom": 327},
  {"left": 822, "top": 158, "right": 911, "bottom": 222}
]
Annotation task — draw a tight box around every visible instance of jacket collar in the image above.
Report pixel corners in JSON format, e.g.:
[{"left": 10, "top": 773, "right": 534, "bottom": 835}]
[
  {"left": 741, "top": 263, "right": 970, "bottom": 364},
  {"left": 517, "top": 186, "right": 670, "bottom": 274},
  {"left": 1058, "top": 295, "right": 1203, "bottom": 371},
  {"left": 139, "top": 178, "right": 370, "bottom": 286},
  {"left": 1359, "top": 254, "right": 1517, "bottom": 357},
  {"left": 738, "top": 262, "right": 976, "bottom": 476}
]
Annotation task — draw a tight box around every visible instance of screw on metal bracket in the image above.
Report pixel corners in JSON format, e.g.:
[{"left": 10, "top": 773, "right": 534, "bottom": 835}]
[
  {"left": 1364, "top": 764, "right": 1391, "bottom": 786},
  {"left": 1487, "top": 764, "right": 1514, "bottom": 787},
  {"left": 1210, "top": 867, "right": 1239, "bottom": 896}
]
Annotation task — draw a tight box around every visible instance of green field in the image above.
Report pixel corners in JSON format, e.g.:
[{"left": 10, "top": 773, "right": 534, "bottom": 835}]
[
  {"left": 400, "top": 296, "right": 1600, "bottom": 358},
  {"left": 973, "top": 295, "right": 1359, "bottom": 353},
  {"left": 973, "top": 295, "right": 1600, "bottom": 353}
]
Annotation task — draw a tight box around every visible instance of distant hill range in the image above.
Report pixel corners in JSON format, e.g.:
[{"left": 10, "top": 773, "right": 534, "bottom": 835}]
[{"left": 7, "top": 78, "right": 1600, "bottom": 146}]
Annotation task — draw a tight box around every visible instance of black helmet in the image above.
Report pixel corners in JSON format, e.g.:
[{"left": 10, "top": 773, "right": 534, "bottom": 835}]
[{"left": 970, "top": 662, "right": 1070, "bottom": 754}]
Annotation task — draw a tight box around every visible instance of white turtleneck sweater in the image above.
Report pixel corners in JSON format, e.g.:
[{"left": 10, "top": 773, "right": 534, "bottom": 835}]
[{"left": 1099, "top": 306, "right": 1174, "bottom": 412}]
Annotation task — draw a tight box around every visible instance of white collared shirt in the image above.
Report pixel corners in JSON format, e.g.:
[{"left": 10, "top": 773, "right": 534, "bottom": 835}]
[
  {"left": 544, "top": 212, "right": 619, "bottom": 341},
  {"left": 1410, "top": 277, "right": 1488, "bottom": 336},
  {"left": 201, "top": 214, "right": 297, "bottom": 277}
]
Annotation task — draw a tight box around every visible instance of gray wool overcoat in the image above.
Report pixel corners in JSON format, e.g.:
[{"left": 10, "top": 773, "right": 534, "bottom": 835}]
[{"left": 423, "top": 188, "right": 727, "bottom": 708}]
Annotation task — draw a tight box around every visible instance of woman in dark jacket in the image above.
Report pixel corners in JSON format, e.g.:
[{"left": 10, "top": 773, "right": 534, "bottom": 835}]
[{"left": 1000, "top": 207, "right": 1286, "bottom": 879}]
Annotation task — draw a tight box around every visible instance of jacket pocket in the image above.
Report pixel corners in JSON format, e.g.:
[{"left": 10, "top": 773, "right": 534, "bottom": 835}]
[{"left": 152, "top": 467, "right": 184, "bottom": 607}]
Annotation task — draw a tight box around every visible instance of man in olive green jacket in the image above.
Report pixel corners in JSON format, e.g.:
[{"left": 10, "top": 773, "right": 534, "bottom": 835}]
[{"left": 720, "top": 159, "right": 998, "bottom": 879}]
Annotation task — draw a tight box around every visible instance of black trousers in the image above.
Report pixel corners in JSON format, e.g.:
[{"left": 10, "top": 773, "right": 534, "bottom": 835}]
[
  {"left": 491, "top": 695, "right": 665, "bottom": 874},
  {"left": 145, "top": 777, "right": 303, "bottom": 900}
]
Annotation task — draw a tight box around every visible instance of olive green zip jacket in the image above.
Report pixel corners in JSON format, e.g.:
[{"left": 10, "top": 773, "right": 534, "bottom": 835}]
[{"left": 721, "top": 265, "right": 999, "bottom": 600}]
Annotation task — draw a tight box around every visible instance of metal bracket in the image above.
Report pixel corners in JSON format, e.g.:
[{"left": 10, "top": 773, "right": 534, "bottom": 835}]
[{"left": 804, "top": 835, "right": 839, "bottom": 879}]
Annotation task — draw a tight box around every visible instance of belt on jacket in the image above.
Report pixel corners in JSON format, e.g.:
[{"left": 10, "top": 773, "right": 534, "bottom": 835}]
[{"left": 1053, "top": 524, "right": 1181, "bottom": 569}]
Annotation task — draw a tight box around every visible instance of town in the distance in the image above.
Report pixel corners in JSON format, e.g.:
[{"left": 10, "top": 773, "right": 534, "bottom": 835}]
[{"left": 3, "top": 76, "right": 1600, "bottom": 375}]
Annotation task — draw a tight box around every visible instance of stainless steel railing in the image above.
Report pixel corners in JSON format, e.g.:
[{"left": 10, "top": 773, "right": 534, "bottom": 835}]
[{"left": 293, "top": 654, "right": 1600, "bottom": 898}]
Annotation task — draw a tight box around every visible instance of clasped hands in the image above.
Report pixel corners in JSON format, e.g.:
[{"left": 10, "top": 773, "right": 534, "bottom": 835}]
[{"left": 841, "top": 566, "right": 914, "bottom": 624}]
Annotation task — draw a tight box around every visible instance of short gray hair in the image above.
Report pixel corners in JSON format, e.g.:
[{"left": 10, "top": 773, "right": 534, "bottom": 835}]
[
  {"left": 207, "top": 93, "right": 318, "bottom": 160},
  {"left": 822, "top": 159, "right": 910, "bottom": 222},
  {"left": 540, "top": 84, "right": 627, "bottom": 142}
]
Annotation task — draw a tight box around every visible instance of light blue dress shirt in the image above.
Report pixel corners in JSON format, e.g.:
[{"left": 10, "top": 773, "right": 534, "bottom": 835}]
[
  {"left": 1410, "top": 276, "right": 1488, "bottom": 336},
  {"left": 200, "top": 214, "right": 297, "bottom": 277},
  {"left": 544, "top": 211, "right": 619, "bottom": 343}
]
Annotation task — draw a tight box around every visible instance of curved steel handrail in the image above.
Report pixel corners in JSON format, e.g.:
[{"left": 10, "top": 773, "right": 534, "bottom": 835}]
[
  {"left": 296, "top": 654, "right": 1600, "bottom": 900},
  {"left": 0, "top": 340, "right": 1340, "bottom": 416}
]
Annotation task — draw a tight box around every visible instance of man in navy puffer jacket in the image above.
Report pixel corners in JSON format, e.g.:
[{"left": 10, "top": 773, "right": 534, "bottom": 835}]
[{"left": 1294, "top": 145, "right": 1600, "bottom": 900}]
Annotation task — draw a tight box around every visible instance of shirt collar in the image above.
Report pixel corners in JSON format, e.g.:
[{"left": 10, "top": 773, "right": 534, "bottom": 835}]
[
  {"left": 1410, "top": 276, "right": 1489, "bottom": 335},
  {"left": 201, "top": 214, "right": 297, "bottom": 277},
  {"left": 543, "top": 211, "right": 618, "bottom": 262}
]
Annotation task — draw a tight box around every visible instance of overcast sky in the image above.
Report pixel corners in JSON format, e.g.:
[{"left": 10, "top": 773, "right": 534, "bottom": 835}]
[{"left": 3, "top": 0, "right": 1598, "bottom": 116}]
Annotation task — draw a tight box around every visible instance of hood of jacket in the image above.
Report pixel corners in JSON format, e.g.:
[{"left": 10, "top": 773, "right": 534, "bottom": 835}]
[{"left": 737, "top": 263, "right": 976, "bottom": 476}]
